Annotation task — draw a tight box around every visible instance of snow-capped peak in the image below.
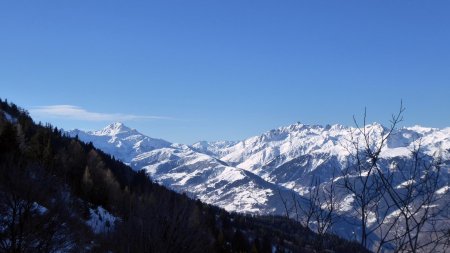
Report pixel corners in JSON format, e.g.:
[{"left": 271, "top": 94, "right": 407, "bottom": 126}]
[
  {"left": 91, "top": 122, "right": 134, "bottom": 136},
  {"left": 67, "top": 122, "right": 172, "bottom": 163}
]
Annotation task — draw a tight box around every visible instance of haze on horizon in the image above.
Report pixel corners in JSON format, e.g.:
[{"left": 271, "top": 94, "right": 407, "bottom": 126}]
[{"left": 1, "top": 1, "right": 449, "bottom": 143}]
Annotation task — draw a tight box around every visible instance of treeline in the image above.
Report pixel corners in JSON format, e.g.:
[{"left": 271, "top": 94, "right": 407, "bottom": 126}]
[{"left": 0, "top": 99, "right": 368, "bottom": 253}]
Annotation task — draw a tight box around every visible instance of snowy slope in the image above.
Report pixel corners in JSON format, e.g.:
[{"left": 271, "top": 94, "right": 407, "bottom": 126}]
[
  {"left": 191, "top": 140, "right": 238, "bottom": 157},
  {"left": 132, "top": 144, "right": 303, "bottom": 213}
]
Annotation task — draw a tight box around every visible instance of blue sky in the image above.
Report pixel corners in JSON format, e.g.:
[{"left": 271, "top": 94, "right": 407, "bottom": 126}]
[{"left": 1, "top": 1, "right": 449, "bottom": 143}]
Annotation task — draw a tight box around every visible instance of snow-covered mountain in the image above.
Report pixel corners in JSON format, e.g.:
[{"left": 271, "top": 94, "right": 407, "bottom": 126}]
[
  {"left": 68, "top": 122, "right": 171, "bottom": 164},
  {"left": 69, "top": 121, "right": 450, "bottom": 250},
  {"left": 69, "top": 122, "right": 450, "bottom": 209},
  {"left": 68, "top": 123, "right": 303, "bottom": 214},
  {"left": 199, "top": 123, "right": 450, "bottom": 191}
]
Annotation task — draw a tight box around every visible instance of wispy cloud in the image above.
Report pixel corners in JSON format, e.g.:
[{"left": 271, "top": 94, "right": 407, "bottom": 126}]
[{"left": 30, "top": 105, "right": 172, "bottom": 121}]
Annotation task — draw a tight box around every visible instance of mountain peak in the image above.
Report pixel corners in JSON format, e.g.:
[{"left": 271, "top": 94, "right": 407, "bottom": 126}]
[
  {"left": 109, "top": 122, "right": 127, "bottom": 129},
  {"left": 93, "top": 122, "right": 134, "bottom": 136}
]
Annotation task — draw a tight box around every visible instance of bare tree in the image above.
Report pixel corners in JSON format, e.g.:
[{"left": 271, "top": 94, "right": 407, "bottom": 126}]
[
  {"left": 342, "top": 102, "right": 450, "bottom": 252},
  {"left": 340, "top": 104, "right": 404, "bottom": 249},
  {"left": 276, "top": 102, "right": 450, "bottom": 252},
  {"left": 297, "top": 172, "right": 339, "bottom": 237},
  {"left": 373, "top": 142, "right": 450, "bottom": 252},
  {"left": 278, "top": 170, "right": 340, "bottom": 251}
]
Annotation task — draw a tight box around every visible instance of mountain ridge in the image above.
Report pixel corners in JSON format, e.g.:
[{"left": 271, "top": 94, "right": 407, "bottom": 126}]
[
  {"left": 68, "top": 120, "right": 450, "bottom": 252},
  {"left": 68, "top": 121, "right": 450, "bottom": 213}
]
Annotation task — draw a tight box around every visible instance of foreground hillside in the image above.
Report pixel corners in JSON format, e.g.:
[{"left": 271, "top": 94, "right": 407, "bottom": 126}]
[{"left": 0, "top": 99, "right": 368, "bottom": 252}]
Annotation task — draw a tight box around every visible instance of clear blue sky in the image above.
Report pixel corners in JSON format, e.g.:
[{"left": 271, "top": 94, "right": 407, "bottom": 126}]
[{"left": 1, "top": 1, "right": 449, "bottom": 143}]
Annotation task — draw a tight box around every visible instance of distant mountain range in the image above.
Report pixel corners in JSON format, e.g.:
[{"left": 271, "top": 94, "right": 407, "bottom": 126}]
[
  {"left": 68, "top": 121, "right": 450, "bottom": 249},
  {"left": 69, "top": 123, "right": 300, "bottom": 214},
  {"left": 68, "top": 121, "right": 450, "bottom": 209}
]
